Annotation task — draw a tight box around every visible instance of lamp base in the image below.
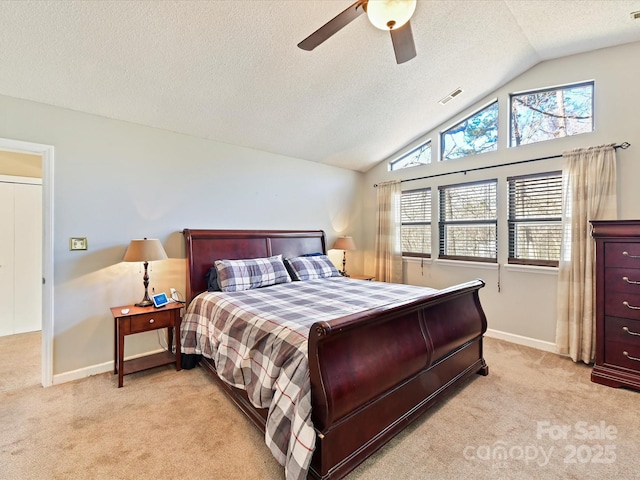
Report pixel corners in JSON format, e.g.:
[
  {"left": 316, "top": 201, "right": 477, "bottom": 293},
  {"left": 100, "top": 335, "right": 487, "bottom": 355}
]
[
  {"left": 135, "top": 299, "right": 154, "bottom": 308},
  {"left": 341, "top": 251, "right": 350, "bottom": 278}
]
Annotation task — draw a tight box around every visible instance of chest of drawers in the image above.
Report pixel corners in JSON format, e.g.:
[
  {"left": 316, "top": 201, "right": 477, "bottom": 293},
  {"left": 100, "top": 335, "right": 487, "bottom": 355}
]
[{"left": 591, "top": 220, "right": 640, "bottom": 391}]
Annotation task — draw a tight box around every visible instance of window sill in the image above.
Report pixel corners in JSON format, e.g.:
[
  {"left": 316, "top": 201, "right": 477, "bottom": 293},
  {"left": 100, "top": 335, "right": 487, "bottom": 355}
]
[
  {"left": 404, "top": 258, "right": 557, "bottom": 275},
  {"left": 434, "top": 259, "right": 499, "bottom": 270},
  {"left": 403, "top": 256, "right": 432, "bottom": 265},
  {"left": 504, "top": 263, "right": 558, "bottom": 275}
]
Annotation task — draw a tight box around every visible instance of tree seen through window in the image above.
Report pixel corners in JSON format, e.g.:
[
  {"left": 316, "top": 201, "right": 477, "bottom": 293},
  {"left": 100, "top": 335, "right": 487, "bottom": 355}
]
[
  {"left": 510, "top": 82, "right": 593, "bottom": 147},
  {"left": 389, "top": 141, "right": 432, "bottom": 171},
  {"left": 441, "top": 101, "right": 498, "bottom": 161}
]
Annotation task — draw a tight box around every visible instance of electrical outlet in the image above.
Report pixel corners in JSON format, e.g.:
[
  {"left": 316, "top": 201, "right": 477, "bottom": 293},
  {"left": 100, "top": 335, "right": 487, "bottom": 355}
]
[{"left": 170, "top": 288, "right": 179, "bottom": 301}]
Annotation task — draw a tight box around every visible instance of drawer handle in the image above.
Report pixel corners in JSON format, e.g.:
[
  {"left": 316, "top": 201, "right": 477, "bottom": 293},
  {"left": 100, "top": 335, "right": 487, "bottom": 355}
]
[
  {"left": 623, "top": 301, "right": 640, "bottom": 310},
  {"left": 623, "top": 276, "right": 640, "bottom": 285},
  {"left": 149, "top": 318, "right": 155, "bottom": 324},
  {"left": 622, "top": 251, "right": 640, "bottom": 259},
  {"left": 623, "top": 326, "right": 640, "bottom": 337},
  {"left": 623, "top": 351, "right": 640, "bottom": 363}
]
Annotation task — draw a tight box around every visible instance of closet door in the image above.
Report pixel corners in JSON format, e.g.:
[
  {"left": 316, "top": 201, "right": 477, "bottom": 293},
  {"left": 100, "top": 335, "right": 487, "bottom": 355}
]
[
  {"left": 14, "top": 183, "right": 42, "bottom": 334},
  {"left": 0, "top": 182, "right": 15, "bottom": 336}
]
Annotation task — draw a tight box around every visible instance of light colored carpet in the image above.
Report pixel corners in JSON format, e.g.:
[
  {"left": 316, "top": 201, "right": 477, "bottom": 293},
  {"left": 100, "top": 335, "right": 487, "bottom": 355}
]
[
  {"left": 1, "top": 334, "right": 638, "bottom": 479},
  {"left": 0, "top": 331, "right": 41, "bottom": 394}
]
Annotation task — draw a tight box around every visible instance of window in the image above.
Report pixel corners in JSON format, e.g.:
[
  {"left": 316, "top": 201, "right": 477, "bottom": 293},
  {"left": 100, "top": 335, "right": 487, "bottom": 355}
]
[
  {"left": 441, "top": 101, "right": 498, "bottom": 161},
  {"left": 439, "top": 180, "right": 497, "bottom": 261},
  {"left": 389, "top": 141, "right": 432, "bottom": 171},
  {"left": 508, "top": 172, "right": 563, "bottom": 266},
  {"left": 401, "top": 188, "right": 431, "bottom": 257},
  {"left": 510, "top": 82, "right": 594, "bottom": 147}
]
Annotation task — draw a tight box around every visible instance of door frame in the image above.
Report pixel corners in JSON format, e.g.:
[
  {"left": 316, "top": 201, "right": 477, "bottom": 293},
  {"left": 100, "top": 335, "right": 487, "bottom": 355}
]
[{"left": 0, "top": 137, "right": 54, "bottom": 387}]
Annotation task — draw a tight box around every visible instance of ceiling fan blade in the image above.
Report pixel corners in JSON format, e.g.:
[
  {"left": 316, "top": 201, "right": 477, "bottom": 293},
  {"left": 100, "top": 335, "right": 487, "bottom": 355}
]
[
  {"left": 390, "top": 21, "right": 417, "bottom": 64},
  {"left": 298, "top": 0, "right": 366, "bottom": 51}
]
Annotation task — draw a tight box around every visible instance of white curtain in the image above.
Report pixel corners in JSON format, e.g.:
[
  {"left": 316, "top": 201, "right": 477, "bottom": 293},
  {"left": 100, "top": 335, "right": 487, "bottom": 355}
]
[
  {"left": 556, "top": 144, "right": 617, "bottom": 363},
  {"left": 374, "top": 180, "right": 403, "bottom": 283}
]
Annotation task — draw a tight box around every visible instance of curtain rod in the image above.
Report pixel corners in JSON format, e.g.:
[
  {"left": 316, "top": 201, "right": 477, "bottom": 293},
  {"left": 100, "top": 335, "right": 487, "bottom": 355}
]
[{"left": 373, "top": 142, "right": 631, "bottom": 187}]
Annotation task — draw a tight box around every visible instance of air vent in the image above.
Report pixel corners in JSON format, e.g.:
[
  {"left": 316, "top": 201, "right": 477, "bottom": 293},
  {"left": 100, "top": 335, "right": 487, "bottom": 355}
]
[
  {"left": 632, "top": 10, "right": 640, "bottom": 20},
  {"left": 439, "top": 88, "right": 463, "bottom": 105}
]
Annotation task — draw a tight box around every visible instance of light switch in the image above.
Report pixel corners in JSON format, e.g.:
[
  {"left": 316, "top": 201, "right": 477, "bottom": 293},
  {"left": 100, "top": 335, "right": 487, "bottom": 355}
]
[{"left": 70, "top": 237, "right": 88, "bottom": 250}]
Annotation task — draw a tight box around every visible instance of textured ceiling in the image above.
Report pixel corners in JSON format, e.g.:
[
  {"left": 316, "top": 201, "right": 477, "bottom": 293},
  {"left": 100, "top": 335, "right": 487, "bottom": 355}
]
[{"left": 0, "top": 1, "right": 639, "bottom": 172}]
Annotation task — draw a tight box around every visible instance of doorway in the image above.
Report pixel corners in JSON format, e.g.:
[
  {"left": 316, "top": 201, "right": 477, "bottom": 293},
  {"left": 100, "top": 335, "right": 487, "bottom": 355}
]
[{"left": 0, "top": 138, "right": 54, "bottom": 387}]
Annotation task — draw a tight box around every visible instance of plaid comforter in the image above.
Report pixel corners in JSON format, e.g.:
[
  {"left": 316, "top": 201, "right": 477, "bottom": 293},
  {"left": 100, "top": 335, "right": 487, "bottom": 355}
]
[{"left": 181, "top": 276, "right": 436, "bottom": 480}]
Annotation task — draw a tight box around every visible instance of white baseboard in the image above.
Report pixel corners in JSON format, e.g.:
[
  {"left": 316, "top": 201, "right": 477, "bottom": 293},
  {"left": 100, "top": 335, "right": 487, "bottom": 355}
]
[
  {"left": 52, "top": 348, "right": 167, "bottom": 385},
  {"left": 485, "top": 328, "right": 560, "bottom": 354}
]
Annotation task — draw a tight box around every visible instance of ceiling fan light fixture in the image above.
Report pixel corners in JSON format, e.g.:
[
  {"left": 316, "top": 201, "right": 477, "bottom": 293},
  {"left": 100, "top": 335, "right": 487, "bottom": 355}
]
[{"left": 366, "top": 0, "right": 417, "bottom": 31}]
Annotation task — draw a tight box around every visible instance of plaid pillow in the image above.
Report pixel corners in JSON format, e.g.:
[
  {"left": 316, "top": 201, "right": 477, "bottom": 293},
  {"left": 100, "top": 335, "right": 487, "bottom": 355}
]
[
  {"left": 205, "top": 266, "right": 221, "bottom": 291},
  {"left": 284, "top": 255, "right": 341, "bottom": 281},
  {"left": 215, "top": 254, "right": 292, "bottom": 292}
]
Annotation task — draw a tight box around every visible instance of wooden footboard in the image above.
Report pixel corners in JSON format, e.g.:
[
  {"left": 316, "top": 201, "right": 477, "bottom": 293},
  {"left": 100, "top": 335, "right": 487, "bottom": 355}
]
[{"left": 307, "top": 279, "right": 487, "bottom": 479}]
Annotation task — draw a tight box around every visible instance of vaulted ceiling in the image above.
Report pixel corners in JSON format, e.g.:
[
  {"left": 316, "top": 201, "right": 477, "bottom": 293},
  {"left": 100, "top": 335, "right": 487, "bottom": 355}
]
[{"left": 1, "top": 1, "right": 639, "bottom": 172}]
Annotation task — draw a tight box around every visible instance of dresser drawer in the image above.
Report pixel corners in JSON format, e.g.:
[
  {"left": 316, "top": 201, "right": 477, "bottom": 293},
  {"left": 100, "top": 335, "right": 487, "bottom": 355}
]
[
  {"left": 604, "top": 291, "right": 640, "bottom": 320},
  {"left": 130, "top": 310, "right": 174, "bottom": 333},
  {"left": 604, "top": 325, "right": 640, "bottom": 372},
  {"left": 604, "top": 315, "right": 640, "bottom": 342},
  {"left": 604, "top": 267, "right": 640, "bottom": 295},
  {"left": 605, "top": 242, "right": 640, "bottom": 268},
  {"left": 604, "top": 315, "right": 640, "bottom": 371},
  {"left": 604, "top": 337, "right": 640, "bottom": 372}
]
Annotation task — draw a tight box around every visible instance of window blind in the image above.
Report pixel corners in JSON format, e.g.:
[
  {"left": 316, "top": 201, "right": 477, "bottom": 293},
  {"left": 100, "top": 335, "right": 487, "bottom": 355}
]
[
  {"left": 508, "top": 171, "right": 563, "bottom": 266},
  {"left": 401, "top": 188, "right": 431, "bottom": 257},
  {"left": 438, "top": 179, "right": 497, "bottom": 261}
]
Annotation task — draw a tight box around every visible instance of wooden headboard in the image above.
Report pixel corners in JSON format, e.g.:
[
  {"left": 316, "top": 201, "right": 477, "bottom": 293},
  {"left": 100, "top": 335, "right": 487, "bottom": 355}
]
[{"left": 182, "top": 229, "right": 327, "bottom": 304}]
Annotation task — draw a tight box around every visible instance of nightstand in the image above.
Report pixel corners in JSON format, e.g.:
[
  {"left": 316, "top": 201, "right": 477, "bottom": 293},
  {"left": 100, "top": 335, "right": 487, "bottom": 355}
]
[
  {"left": 350, "top": 274, "right": 375, "bottom": 281},
  {"left": 110, "top": 302, "right": 183, "bottom": 387}
]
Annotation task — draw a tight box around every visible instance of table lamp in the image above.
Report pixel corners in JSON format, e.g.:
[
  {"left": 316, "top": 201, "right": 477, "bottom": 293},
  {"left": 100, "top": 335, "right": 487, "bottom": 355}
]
[
  {"left": 333, "top": 236, "right": 356, "bottom": 277},
  {"left": 123, "top": 238, "right": 168, "bottom": 307}
]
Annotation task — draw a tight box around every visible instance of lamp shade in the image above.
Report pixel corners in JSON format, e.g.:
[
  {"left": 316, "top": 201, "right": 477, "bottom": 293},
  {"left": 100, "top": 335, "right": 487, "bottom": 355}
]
[
  {"left": 367, "top": 0, "right": 417, "bottom": 31},
  {"left": 333, "top": 236, "right": 356, "bottom": 251},
  {"left": 123, "top": 238, "right": 168, "bottom": 262}
]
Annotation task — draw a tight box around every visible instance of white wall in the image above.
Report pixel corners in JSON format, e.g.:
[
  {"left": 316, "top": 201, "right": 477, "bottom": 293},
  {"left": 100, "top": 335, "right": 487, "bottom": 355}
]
[
  {"left": 363, "top": 41, "right": 640, "bottom": 349},
  {"left": 0, "top": 94, "right": 364, "bottom": 380}
]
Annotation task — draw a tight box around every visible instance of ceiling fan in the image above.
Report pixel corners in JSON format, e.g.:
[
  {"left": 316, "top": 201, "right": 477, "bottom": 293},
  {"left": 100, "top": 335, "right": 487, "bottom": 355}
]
[{"left": 298, "top": 0, "right": 418, "bottom": 64}]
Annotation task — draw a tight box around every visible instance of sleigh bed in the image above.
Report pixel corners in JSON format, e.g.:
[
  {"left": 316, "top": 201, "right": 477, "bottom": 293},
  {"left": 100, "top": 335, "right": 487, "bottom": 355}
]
[{"left": 181, "top": 229, "right": 488, "bottom": 480}]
